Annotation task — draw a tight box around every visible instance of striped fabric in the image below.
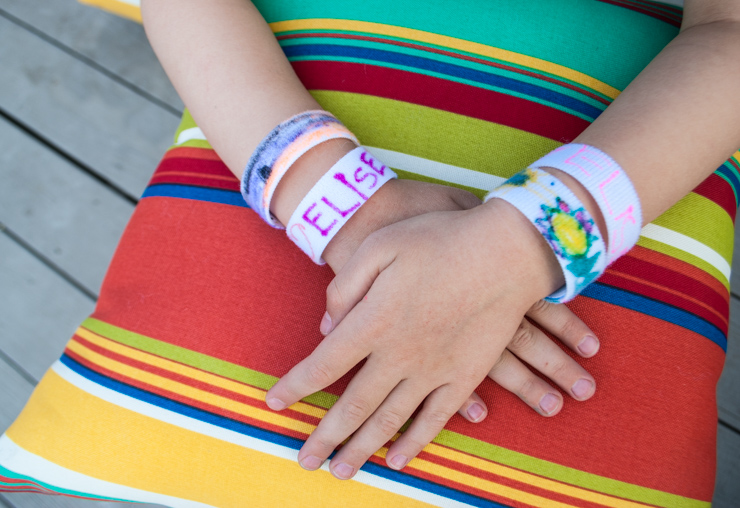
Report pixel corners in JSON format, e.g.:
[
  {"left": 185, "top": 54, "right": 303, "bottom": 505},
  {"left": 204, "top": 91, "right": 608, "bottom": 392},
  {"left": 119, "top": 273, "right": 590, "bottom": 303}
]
[{"left": 3, "top": 1, "right": 734, "bottom": 507}]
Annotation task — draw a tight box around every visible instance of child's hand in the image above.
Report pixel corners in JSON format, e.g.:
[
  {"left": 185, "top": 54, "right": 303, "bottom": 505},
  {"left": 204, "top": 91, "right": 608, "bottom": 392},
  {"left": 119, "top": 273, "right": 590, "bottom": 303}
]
[
  {"left": 323, "top": 179, "right": 598, "bottom": 423},
  {"left": 266, "top": 200, "right": 571, "bottom": 478}
]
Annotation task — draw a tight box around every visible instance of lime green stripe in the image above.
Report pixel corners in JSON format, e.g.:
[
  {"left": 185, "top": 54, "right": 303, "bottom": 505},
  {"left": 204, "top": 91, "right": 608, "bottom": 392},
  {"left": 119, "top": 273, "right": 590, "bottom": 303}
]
[
  {"left": 173, "top": 109, "right": 198, "bottom": 144},
  {"left": 254, "top": 0, "right": 678, "bottom": 90},
  {"left": 0, "top": 464, "right": 133, "bottom": 503},
  {"left": 172, "top": 139, "right": 213, "bottom": 151},
  {"left": 651, "top": 193, "right": 734, "bottom": 263},
  {"left": 280, "top": 37, "right": 609, "bottom": 113},
  {"left": 637, "top": 236, "right": 730, "bottom": 290},
  {"left": 310, "top": 90, "right": 562, "bottom": 178},
  {"left": 81, "top": 317, "right": 705, "bottom": 508},
  {"left": 434, "top": 431, "right": 707, "bottom": 508},
  {"left": 297, "top": 54, "right": 595, "bottom": 122}
]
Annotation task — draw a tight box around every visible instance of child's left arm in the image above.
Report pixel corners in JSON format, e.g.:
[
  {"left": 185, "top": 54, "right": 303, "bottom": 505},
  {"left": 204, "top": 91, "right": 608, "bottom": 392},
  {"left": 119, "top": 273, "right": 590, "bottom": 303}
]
[{"left": 266, "top": 0, "right": 740, "bottom": 479}]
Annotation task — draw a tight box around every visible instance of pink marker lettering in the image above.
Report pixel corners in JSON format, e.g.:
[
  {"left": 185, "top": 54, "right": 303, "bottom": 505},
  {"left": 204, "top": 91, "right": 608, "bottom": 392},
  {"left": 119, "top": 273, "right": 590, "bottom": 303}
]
[
  {"left": 564, "top": 146, "right": 612, "bottom": 178},
  {"left": 288, "top": 223, "right": 316, "bottom": 260},
  {"left": 354, "top": 167, "right": 379, "bottom": 189},
  {"left": 334, "top": 172, "right": 369, "bottom": 200},
  {"left": 321, "top": 196, "right": 361, "bottom": 218},
  {"left": 302, "top": 202, "right": 338, "bottom": 237},
  {"left": 608, "top": 205, "right": 637, "bottom": 256},
  {"left": 360, "top": 151, "right": 386, "bottom": 176},
  {"left": 597, "top": 170, "right": 621, "bottom": 216}
]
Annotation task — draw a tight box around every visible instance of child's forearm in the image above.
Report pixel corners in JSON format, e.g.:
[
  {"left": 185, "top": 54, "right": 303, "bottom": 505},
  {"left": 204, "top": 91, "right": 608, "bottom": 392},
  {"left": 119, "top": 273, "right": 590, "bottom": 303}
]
[
  {"left": 141, "top": 0, "right": 354, "bottom": 227},
  {"left": 566, "top": 16, "right": 740, "bottom": 226}
]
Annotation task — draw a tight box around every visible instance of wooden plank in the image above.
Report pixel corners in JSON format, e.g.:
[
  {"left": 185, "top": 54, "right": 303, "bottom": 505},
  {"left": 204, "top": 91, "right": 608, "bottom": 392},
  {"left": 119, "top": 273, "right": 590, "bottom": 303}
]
[
  {"left": 0, "top": 14, "right": 179, "bottom": 199},
  {"left": 0, "top": 234, "right": 93, "bottom": 381},
  {"left": 717, "top": 298, "right": 740, "bottom": 430},
  {"left": 0, "top": 115, "right": 134, "bottom": 295},
  {"left": 0, "top": 0, "right": 183, "bottom": 113},
  {"left": 714, "top": 424, "right": 740, "bottom": 508}
]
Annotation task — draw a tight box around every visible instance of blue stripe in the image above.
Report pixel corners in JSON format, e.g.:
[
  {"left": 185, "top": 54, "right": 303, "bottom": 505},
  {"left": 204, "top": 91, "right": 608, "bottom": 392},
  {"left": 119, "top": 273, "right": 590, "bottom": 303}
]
[
  {"left": 59, "top": 354, "right": 510, "bottom": 508},
  {"left": 282, "top": 44, "right": 603, "bottom": 119},
  {"left": 582, "top": 283, "right": 727, "bottom": 351},
  {"left": 141, "top": 184, "right": 248, "bottom": 208},
  {"left": 716, "top": 163, "right": 740, "bottom": 207}
]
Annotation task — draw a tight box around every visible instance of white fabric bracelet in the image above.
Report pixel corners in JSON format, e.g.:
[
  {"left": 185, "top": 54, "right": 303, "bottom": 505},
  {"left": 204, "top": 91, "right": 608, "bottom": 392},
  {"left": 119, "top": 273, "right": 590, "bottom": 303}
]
[
  {"left": 485, "top": 168, "right": 607, "bottom": 303},
  {"left": 286, "top": 147, "right": 397, "bottom": 264},
  {"left": 531, "top": 143, "right": 642, "bottom": 265}
]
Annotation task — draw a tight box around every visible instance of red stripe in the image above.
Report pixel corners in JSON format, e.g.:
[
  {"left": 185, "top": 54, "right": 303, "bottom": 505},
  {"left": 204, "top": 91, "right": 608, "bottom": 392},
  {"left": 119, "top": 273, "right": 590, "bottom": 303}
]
[
  {"left": 279, "top": 32, "right": 612, "bottom": 107},
  {"left": 693, "top": 174, "right": 737, "bottom": 223},
  {"left": 149, "top": 157, "right": 239, "bottom": 192},
  {"left": 69, "top": 333, "right": 322, "bottom": 429},
  {"left": 163, "top": 146, "right": 220, "bottom": 161},
  {"left": 598, "top": 273, "right": 728, "bottom": 334},
  {"left": 291, "top": 60, "right": 591, "bottom": 142},
  {"left": 595, "top": 0, "right": 681, "bottom": 26},
  {"left": 608, "top": 255, "right": 729, "bottom": 318}
]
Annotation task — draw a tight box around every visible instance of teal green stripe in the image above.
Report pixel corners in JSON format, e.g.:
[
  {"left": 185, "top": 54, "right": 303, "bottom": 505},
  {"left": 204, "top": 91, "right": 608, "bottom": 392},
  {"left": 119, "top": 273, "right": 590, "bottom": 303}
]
[
  {"left": 0, "top": 464, "right": 136, "bottom": 503},
  {"left": 279, "top": 37, "right": 609, "bottom": 113},
  {"left": 289, "top": 54, "right": 596, "bottom": 122},
  {"left": 255, "top": 0, "right": 679, "bottom": 89}
]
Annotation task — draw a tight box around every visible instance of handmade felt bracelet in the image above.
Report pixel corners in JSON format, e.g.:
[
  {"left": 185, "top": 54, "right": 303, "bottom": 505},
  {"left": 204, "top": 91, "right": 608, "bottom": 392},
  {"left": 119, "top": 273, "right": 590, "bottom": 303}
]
[
  {"left": 286, "top": 147, "right": 397, "bottom": 264},
  {"left": 485, "top": 167, "right": 607, "bottom": 303},
  {"left": 531, "top": 143, "right": 642, "bottom": 265},
  {"left": 240, "top": 110, "right": 360, "bottom": 228}
]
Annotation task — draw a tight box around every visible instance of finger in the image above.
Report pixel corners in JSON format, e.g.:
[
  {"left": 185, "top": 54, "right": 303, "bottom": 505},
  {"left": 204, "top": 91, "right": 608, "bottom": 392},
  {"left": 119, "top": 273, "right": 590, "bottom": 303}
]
[
  {"left": 321, "top": 232, "right": 396, "bottom": 335},
  {"left": 488, "top": 349, "right": 564, "bottom": 416},
  {"left": 328, "top": 380, "right": 428, "bottom": 479},
  {"left": 508, "top": 318, "right": 596, "bottom": 401},
  {"left": 457, "top": 391, "right": 488, "bottom": 423},
  {"left": 266, "top": 309, "right": 374, "bottom": 410},
  {"left": 526, "top": 300, "right": 600, "bottom": 357},
  {"left": 385, "top": 384, "right": 466, "bottom": 471}
]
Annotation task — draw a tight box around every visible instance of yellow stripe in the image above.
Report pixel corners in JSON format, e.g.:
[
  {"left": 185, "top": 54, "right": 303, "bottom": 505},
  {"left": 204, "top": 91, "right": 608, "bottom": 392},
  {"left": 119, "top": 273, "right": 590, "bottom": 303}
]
[
  {"left": 7, "top": 370, "right": 435, "bottom": 508},
  {"left": 78, "top": 0, "right": 142, "bottom": 22},
  {"left": 270, "top": 19, "right": 620, "bottom": 100},
  {"left": 76, "top": 326, "right": 326, "bottom": 420},
  {"left": 72, "top": 329, "right": 652, "bottom": 507}
]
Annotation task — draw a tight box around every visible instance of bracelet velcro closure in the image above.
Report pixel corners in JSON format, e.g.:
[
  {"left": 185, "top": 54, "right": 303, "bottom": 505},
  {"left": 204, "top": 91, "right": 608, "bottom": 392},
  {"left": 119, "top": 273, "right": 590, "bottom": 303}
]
[
  {"left": 485, "top": 168, "right": 607, "bottom": 303},
  {"left": 286, "top": 147, "right": 397, "bottom": 264}
]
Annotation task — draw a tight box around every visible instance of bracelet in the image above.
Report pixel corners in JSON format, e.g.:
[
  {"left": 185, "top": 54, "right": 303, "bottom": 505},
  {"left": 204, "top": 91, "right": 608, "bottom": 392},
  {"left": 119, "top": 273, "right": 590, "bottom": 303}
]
[
  {"left": 484, "top": 168, "right": 607, "bottom": 303},
  {"left": 286, "top": 147, "right": 397, "bottom": 264},
  {"left": 240, "top": 110, "right": 360, "bottom": 228},
  {"left": 531, "top": 143, "right": 642, "bottom": 265}
]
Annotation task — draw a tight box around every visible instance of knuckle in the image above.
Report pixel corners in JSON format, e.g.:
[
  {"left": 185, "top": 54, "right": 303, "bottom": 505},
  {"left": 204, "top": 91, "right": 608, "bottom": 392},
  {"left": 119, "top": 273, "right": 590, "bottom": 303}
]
[
  {"left": 529, "top": 299, "right": 551, "bottom": 316},
  {"left": 423, "top": 407, "right": 453, "bottom": 428},
  {"left": 374, "top": 408, "right": 407, "bottom": 436},
  {"left": 304, "top": 359, "right": 335, "bottom": 388},
  {"left": 557, "top": 317, "right": 579, "bottom": 339},
  {"left": 510, "top": 321, "right": 536, "bottom": 352},
  {"left": 340, "top": 397, "right": 374, "bottom": 425},
  {"left": 326, "top": 279, "right": 345, "bottom": 312},
  {"left": 548, "top": 359, "right": 571, "bottom": 381},
  {"left": 517, "top": 377, "right": 538, "bottom": 400}
]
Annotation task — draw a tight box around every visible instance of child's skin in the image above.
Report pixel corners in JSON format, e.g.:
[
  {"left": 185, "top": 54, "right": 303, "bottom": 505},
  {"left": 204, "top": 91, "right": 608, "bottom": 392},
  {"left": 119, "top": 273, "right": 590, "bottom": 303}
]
[{"left": 143, "top": 0, "right": 740, "bottom": 481}]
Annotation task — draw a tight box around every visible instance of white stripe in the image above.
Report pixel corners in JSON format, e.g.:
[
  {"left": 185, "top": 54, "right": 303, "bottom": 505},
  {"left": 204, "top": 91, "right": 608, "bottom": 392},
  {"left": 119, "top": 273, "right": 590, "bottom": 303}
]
[
  {"left": 0, "top": 434, "right": 212, "bottom": 508},
  {"left": 640, "top": 223, "right": 731, "bottom": 281},
  {"left": 175, "top": 126, "right": 207, "bottom": 146},
  {"left": 42, "top": 361, "right": 476, "bottom": 508},
  {"left": 365, "top": 146, "right": 505, "bottom": 191}
]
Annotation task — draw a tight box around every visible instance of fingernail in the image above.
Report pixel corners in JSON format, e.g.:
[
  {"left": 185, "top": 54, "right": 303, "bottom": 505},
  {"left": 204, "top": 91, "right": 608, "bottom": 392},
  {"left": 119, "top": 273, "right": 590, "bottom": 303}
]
[
  {"left": 539, "top": 393, "right": 560, "bottom": 415},
  {"left": 266, "top": 397, "right": 287, "bottom": 410},
  {"left": 320, "top": 311, "right": 333, "bottom": 335},
  {"left": 577, "top": 335, "right": 599, "bottom": 356},
  {"left": 332, "top": 462, "right": 355, "bottom": 480},
  {"left": 300, "top": 455, "right": 323, "bottom": 471},
  {"left": 571, "top": 379, "right": 594, "bottom": 399},
  {"left": 466, "top": 403, "right": 485, "bottom": 422},
  {"left": 389, "top": 455, "right": 409, "bottom": 470}
]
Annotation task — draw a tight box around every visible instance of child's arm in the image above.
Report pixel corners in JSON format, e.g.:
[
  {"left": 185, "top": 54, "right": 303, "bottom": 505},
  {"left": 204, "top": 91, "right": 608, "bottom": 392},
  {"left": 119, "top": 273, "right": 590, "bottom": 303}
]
[
  {"left": 141, "top": 0, "right": 602, "bottom": 420},
  {"left": 266, "top": 0, "right": 740, "bottom": 478}
]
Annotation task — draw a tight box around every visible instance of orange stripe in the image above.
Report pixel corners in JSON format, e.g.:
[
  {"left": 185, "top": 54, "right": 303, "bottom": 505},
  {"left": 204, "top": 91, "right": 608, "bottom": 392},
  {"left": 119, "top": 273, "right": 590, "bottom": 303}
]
[{"left": 163, "top": 146, "right": 221, "bottom": 161}]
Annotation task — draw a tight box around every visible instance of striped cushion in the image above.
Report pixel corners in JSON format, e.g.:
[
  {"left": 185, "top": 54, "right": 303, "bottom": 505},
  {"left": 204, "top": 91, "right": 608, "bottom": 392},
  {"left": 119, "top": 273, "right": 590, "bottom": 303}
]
[{"left": 2, "top": 1, "right": 734, "bottom": 507}]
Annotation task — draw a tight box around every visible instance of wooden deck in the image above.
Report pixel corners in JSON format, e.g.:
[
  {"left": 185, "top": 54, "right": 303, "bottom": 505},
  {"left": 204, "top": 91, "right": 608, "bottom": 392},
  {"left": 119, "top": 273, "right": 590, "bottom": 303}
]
[{"left": 0, "top": 1, "right": 737, "bottom": 506}]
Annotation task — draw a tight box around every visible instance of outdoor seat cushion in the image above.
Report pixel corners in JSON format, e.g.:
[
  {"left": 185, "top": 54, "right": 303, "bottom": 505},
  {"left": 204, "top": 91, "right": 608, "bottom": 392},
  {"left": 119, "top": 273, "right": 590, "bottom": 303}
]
[{"left": 1, "top": 1, "right": 736, "bottom": 507}]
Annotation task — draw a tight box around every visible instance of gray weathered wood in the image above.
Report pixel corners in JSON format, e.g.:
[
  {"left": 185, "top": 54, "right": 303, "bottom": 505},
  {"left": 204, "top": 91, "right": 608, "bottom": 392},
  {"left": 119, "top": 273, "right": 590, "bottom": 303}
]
[
  {"left": 714, "top": 423, "right": 740, "bottom": 508},
  {"left": 0, "top": 233, "right": 94, "bottom": 381},
  {"left": 0, "top": 0, "right": 183, "bottom": 113},
  {"left": 0, "top": 115, "right": 135, "bottom": 295},
  {"left": 0, "top": 492, "right": 163, "bottom": 508},
  {"left": 718, "top": 298, "right": 740, "bottom": 431},
  {"left": 0, "top": 14, "right": 179, "bottom": 199}
]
